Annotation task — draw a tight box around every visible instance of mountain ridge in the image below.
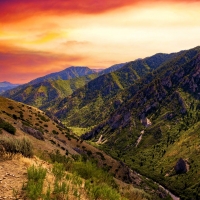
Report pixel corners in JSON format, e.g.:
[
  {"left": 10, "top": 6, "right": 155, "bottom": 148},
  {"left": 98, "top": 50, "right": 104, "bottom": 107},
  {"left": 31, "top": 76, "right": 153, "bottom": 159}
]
[
  {"left": 2, "top": 63, "right": 126, "bottom": 110},
  {"left": 29, "top": 66, "right": 95, "bottom": 85},
  {"left": 53, "top": 50, "right": 186, "bottom": 127}
]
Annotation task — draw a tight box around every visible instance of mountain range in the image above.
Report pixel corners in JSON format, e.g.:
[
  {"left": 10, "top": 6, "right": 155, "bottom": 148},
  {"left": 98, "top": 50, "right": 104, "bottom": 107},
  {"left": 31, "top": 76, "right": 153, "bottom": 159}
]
[
  {"left": 53, "top": 52, "right": 177, "bottom": 127},
  {"left": 2, "top": 64, "right": 126, "bottom": 109},
  {"left": 1, "top": 46, "right": 200, "bottom": 199}
]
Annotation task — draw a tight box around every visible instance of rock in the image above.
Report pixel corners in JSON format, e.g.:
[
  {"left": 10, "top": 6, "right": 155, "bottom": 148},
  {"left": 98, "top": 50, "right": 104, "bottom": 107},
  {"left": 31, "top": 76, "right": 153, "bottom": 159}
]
[
  {"left": 140, "top": 117, "right": 152, "bottom": 127},
  {"left": 96, "top": 135, "right": 103, "bottom": 144},
  {"left": 174, "top": 158, "right": 188, "bottom": 174}
]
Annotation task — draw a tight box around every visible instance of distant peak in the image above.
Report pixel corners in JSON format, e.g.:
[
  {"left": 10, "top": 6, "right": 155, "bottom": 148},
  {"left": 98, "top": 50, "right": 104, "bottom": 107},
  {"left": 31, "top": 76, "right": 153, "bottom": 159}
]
[
  {"left": 65, "top": 66, "right": 89, "bottom": 69},
  {"left": 1, "top": 81, "right": 10, "bottom": 84}
]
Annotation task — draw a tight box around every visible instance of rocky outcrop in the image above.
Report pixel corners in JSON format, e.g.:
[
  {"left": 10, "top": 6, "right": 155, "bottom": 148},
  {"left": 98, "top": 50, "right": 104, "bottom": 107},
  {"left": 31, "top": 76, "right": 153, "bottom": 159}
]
[
  {"left": 140, "top": 117, "right": 152, "bottom": 127},
  {"left": 174, "top": 158, "right": 188, "bottom": 174},
  {"left": 96, "top": 135, "right": 103, "bottom": 144}
]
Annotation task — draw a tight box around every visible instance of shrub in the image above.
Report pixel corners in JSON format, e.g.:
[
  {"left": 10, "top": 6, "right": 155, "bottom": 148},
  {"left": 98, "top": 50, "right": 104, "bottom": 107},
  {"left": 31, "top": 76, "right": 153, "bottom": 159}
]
[
  {"left": 53, "top": 181, "right": 69, "bottom": 199},
  {"left": 22, "top": 120, "right": 31, "bottom": 127},
  {"left": 43, "top": 185, "right": 51, "bottom": 200},
  {"left": 27, "top": 165, "right": 47, "bottom": 181},
  {"left": 18, "top": 111, "right": 24, "bottom": 119},
  {"left": 85, "top": 181, "right": 121, "bottom": 200},
  {"left": 8, "top": 105, "right": 14, "bottom": 110},
  {"left": 49, "top": 139, "right": 56, "bottom": 145},
  {"left": 0, "top": 137, "right": 33, "bottom": 157},
  {"left": 12, "top": 114, "right": 18, "bottom": 120},
  {"left": 71, "top": 161, "right": 114, "bottom": 186},
  {"left": 22, "top": 126, "right": 44, "bottom": 141},
  {"left": 51, "top": 162, "right": 70, "bottom": 199},
  {"left": 26, "top": 165, "right": 47, "bottom": 200},
  {"left": 122, "top": 187, "right": 151, "bottom": 200},
  {"left": 52, "top": 130, "right": 59, "bottom": 135},
  {"left": 52, "top": 162, "right": 65, "bottom": 180},
  {"left": 38, "top": 114, "right": 49, "bottom": 122},
  {"left": 49, "top": 150, "right": 72, "bottom": 170},
  {"left": 0, "top": 118, "right": 16, "bottom": 135}
]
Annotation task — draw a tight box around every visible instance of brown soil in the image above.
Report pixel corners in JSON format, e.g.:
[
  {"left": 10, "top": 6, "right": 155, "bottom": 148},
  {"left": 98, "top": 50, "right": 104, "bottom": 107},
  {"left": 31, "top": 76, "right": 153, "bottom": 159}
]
[{"left": 0, "top": 155, "right": 30, "bottom": 199}]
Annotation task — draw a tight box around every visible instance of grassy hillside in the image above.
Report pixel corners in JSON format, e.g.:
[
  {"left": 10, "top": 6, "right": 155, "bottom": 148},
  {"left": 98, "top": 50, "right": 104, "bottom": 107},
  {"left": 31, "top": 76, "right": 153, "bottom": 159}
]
[
  {"left": 0, "top": 96, "right": 167, "bottom": 199},
  {"left": 2, "top": 74, "right": 97, "bottom": 109},
  {"left": 81, "top": 46, "right": 200, "bottom": 199}
]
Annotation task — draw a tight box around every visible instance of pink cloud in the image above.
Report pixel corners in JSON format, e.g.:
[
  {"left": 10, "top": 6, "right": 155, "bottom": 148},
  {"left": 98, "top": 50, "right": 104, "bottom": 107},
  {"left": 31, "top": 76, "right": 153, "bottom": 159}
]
[{"left": 1, "top": 0, "right": 198, "bottom": 23}]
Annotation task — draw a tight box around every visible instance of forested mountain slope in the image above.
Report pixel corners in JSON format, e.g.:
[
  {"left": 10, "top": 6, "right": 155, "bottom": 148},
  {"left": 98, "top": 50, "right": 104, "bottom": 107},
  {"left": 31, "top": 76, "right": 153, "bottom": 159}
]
[
  {"left": 53, "top": 50, "right": 184, "bottom": 127},
  {"left": 81, "top": 46, "right": 200, "bottom": 199},
  {"left": 2, "top": 74, "right": 97, "bottom": 109}
]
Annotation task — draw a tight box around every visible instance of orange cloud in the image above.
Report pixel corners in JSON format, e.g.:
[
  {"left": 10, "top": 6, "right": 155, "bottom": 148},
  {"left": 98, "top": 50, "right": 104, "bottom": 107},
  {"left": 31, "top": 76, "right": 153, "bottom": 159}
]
[
  {"left": 1, "top": 0, "right": 200, "bottom": 84},
  {"left": 64, "top": 40, "right": 91, "bottom": 46},
  {"left": 1, "top": 0, "right": 199, "bottom": 23},
  {"left": 0, "top": 45, "right": 87, "bottom": 84}
]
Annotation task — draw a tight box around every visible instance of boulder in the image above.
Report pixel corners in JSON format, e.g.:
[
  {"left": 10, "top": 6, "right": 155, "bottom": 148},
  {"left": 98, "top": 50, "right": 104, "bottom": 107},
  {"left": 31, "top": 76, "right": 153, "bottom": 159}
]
[{"left": 174, "top": 158, "right": 187, "bottom": 174}]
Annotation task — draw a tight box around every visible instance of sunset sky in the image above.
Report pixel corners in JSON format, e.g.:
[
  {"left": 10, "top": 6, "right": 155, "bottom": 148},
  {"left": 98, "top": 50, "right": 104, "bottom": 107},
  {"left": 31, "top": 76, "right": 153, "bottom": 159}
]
[{"left": 1, "top": 0, "right": 200, "bottom": 83}]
